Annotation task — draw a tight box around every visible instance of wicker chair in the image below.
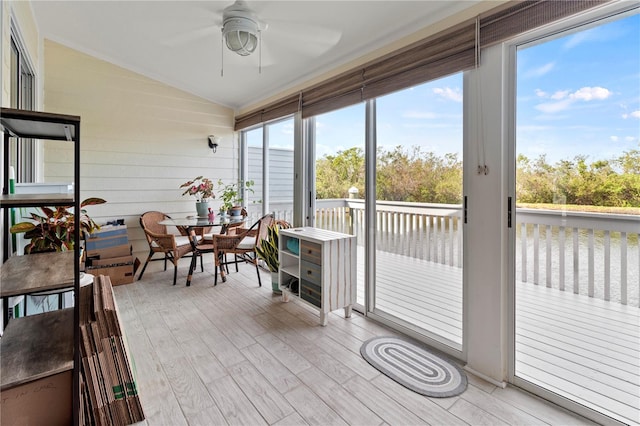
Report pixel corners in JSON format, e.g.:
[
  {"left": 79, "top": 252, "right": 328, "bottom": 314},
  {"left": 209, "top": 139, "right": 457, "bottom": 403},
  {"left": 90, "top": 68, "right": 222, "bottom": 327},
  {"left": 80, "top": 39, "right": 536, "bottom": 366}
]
[
  {"left": 211, "top": 213, "right": 275, "bottom": 286},
  {"left": 138, "top": 211, "right": 201, "bottom": 285}
]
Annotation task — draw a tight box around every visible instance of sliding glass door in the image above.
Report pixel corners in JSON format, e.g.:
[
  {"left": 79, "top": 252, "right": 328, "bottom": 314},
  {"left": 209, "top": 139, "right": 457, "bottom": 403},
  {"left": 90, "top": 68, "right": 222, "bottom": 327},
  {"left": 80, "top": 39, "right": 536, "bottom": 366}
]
[
  {"left": 512, "top": 10, "right": 639, "bottom": 424},
  {"left": 374, "top": 74, "right": 464, "bottom": 350},
  {"left": 313, "top": 104, "right": 366, "bottom": 308}
]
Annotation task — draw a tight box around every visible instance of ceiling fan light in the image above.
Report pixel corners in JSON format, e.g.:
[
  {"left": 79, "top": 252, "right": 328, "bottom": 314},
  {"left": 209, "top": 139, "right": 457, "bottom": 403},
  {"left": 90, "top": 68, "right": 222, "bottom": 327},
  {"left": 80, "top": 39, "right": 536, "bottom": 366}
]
[
  {"left": 225, "top": 31, "right": 257, "bottom": 56},
  {"left": 223, "top": 17, "right": 258, "bottom": 56}
]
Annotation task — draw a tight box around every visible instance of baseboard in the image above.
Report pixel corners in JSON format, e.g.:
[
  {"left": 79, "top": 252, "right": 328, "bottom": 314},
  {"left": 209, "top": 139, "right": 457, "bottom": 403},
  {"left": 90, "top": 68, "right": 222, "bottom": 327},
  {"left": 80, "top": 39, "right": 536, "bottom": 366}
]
[{"left": 463, "top": 366, "right": 507, "bottom": 388}]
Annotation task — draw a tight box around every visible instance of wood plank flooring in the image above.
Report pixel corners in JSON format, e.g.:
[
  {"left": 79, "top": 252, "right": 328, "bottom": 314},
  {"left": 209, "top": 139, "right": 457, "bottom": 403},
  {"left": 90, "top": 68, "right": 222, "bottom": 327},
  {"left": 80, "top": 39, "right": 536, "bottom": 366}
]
[
  {"left": 116, "top": 259, "right": 599, "bottom": 426},
  {"left": 362, "top": 249, "right": 640, "bottom": 425}
]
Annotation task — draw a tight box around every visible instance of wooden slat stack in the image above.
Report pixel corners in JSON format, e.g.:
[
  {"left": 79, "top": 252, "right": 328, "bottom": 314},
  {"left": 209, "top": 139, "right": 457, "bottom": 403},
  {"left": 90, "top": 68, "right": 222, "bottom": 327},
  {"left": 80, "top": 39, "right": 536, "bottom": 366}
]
[{"left": 79, "top": 275, "right": 144, "bottom": 425}]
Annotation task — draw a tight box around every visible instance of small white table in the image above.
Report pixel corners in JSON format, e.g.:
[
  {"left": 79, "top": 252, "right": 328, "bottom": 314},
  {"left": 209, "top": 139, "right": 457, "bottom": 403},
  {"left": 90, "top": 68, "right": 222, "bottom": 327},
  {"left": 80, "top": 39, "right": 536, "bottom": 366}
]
[{"left": 279, "top": 227, "right": 357, "bottom": 326}]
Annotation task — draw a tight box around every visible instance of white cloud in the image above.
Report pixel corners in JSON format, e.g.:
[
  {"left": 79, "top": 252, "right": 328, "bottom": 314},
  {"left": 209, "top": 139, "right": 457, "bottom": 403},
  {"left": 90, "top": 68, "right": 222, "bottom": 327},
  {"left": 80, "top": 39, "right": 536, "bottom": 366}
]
[
  {"left": 433, "top": 87, "right": 462, "bottom": 102},
  {"left": 622, "top": 110, "right": 640, "bottom": 119},
  {"left": 610, "top": 136, "right": 619, "bottom": 142},
  {"left": 563, "top": 31, "right": 593, "bottom": 49},
  {"left": 535, "top": 98, "right": 573, "bottom": 114},
  {"left": 551, "top": 90, "right": 570, "bottom": 100},
  {"left": 535, "top": 89, "right": 547, "bottom": 98},
  {"left": 571, "top": 86, "right": 611, "bottom": 101},
  {"left": 525, "top": 62, "right": 555, "bottom": 78},
  {"left": 403, "top": 111, "right": 438, "bottom": 119},
  {"left": 535, "top": 86, "right": 612, "bottom": 114},
  {"left": 625, "top": 136, "right": 637, "bottom": 142}
]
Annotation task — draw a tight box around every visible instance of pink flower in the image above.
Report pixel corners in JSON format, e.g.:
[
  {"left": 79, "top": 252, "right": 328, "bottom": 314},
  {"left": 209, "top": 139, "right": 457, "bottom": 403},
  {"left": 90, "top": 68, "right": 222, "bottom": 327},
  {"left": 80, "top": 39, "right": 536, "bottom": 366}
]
[{"left": 180, "top": 176, "right": 215, "bottom": 201}]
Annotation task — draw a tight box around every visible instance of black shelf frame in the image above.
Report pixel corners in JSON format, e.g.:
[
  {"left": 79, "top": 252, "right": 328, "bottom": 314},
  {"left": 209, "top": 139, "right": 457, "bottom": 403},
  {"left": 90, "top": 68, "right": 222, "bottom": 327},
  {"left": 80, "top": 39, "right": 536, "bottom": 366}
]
[{"left": 1, "top": 107, "right": 81, "bottom": 426}]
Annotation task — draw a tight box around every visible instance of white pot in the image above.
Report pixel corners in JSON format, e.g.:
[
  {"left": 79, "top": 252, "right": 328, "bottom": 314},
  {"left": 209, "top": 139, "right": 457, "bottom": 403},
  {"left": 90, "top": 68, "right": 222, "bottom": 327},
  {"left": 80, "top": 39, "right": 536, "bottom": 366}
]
[{"left": 271, "top": 272, "right": 281, "bottom": 294}]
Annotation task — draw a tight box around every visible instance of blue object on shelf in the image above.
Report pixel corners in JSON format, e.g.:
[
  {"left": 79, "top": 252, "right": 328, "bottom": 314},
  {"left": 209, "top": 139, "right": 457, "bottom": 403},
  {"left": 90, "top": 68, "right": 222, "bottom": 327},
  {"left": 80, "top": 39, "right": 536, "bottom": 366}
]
[{"left": 287, "top": 238, "right": 300, "bottom": 255}]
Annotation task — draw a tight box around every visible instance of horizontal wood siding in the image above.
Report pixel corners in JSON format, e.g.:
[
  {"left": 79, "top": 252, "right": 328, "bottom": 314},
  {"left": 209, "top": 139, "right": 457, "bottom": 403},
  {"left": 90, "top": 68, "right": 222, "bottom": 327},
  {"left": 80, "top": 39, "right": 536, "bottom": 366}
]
[
  {"left": 247, "top": 146, "right": 294, "bottom": 215},
  {"left": 43, "top": 40, "right": 235, "bottom": 258}
]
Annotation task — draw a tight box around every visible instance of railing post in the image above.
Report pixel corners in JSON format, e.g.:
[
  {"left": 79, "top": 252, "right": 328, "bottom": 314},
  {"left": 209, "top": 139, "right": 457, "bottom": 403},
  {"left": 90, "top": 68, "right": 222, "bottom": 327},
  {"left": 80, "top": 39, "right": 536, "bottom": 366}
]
[{"left": 348, "top": 187, "right": 358, "bottom": 236}]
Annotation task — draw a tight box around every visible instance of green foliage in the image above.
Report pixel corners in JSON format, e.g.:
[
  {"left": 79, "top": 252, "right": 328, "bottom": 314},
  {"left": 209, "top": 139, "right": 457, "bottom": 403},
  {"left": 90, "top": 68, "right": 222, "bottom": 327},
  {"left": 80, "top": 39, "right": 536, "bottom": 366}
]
[
  {"left": 10, "top": 198, "right": 107, "bottom": 253},
  {"left": 316, "top": 145, "right": 462, "bottom": 203},
  {"left": 517, "top": 151, "right": 640, "bottom": 207},
  {"left": 315, "top": 146, "right": 639, "bottom": 208},
  {"left": 255, "top": 224, "right": 280, "bottom": 272},
  {"left": 217, "top": 179, "right": 255, "bottom": 212},
  {"left": 316, "top": 147, "right": 365, "bottom": 199}
]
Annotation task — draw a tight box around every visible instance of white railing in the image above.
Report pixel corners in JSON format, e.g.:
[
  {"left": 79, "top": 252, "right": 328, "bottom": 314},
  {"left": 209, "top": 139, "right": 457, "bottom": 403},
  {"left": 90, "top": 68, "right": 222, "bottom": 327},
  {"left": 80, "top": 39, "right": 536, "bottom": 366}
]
[
  {"left": 517, "top": 209, "right": 639, "bottom": 306},
  {"left": 327, "top": 199, "right": 463, "bottom": 268},
  {"left": 271, "top": 199, "right": 639, "bottom": 306}
]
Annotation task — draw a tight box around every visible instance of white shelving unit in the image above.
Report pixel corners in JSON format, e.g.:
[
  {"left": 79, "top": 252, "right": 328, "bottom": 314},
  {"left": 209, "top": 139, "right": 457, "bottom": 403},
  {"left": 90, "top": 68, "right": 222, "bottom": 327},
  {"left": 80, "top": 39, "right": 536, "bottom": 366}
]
[{"left": 279, "top": 227, "right": 356, "bottom": 326}]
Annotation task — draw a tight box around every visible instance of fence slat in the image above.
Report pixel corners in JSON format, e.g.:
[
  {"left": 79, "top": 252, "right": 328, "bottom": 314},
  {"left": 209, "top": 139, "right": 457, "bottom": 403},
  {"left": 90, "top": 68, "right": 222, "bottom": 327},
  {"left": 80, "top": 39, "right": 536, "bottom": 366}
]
[
  {"left": 534, "top": 224, "right": 540, "bottom": 285},
  {"left": 573, "top": 228, "right": 579, "bottom": 294},
  {"left": 604, "top": 230, "right": 611, "bottom": 301},
  {"left": 559, "top": 226, "right": 565, "bottom": 291},
  {"left": 546, "top": 225, "right": 552, "bottom": 288},
  {"left": 588, "top": 229, "right": 594, "bottom": 298},
  {"left": 521, "top": 223, "right": 528, "bottom": 283},
  {"left": 621, "top": 232, "right": 627, "bottom": 305}
]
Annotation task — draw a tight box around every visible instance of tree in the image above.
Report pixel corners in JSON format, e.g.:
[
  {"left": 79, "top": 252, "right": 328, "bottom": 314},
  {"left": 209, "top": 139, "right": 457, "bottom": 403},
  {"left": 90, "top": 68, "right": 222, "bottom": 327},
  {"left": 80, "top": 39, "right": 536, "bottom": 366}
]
[{"left": 316, "top": 147, "right": 365, "bottom": 199}]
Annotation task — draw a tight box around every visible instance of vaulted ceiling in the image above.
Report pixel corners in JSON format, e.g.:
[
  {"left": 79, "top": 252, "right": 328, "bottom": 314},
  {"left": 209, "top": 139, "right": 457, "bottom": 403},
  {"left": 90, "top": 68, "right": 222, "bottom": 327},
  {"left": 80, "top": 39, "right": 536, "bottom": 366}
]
[{"left": 31, "top": 1, "right": 482, "bottom": 111}]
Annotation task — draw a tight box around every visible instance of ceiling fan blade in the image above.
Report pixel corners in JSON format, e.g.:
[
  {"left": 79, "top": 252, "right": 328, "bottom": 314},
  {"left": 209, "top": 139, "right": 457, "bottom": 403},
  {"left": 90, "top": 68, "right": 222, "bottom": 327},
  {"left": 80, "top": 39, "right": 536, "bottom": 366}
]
[
  {"left": 162, "top": 25, "right": 219, "bottom": 47},
  {"left": 263, "top": 20, "right": 342, "bottom": 57},
  {"left": 160, "top": 2, "right": 226, "bottom": 47}
]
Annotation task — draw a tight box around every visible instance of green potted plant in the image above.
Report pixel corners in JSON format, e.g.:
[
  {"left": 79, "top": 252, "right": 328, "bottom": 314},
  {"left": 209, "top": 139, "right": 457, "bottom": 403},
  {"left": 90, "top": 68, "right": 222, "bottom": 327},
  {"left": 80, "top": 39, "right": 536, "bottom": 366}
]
[
  {"left": 10, "top": 197, "right": 106, "bottom": 253},
  {"left": 255, "top": 223, "right": 281, "bottom": 294},
  {"left": 180, "top": 176, "right": 215, "bottom": 217},
  {"left": 217, "top": 179, "right": 254, "bottom": 216}
]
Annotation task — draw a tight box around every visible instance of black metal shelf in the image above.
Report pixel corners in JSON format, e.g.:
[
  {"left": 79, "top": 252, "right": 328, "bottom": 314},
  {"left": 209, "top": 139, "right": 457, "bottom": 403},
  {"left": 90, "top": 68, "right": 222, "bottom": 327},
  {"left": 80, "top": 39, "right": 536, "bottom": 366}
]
[{"left": 1, "top": 107, "right": 81, "bottom": 425}]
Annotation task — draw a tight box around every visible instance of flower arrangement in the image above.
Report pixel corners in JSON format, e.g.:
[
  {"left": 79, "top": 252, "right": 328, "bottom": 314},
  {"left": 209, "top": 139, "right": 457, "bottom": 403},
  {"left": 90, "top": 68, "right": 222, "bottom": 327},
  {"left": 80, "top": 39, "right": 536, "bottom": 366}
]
[{"left": 180, "top": 176, "right": 215, "bottom": 202}]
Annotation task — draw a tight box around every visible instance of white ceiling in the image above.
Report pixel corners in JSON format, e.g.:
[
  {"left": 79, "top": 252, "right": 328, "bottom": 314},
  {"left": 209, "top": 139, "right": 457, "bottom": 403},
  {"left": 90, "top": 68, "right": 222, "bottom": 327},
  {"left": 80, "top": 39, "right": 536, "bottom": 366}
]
[{"left": 31, "top": 1, "right": 480, "bottom": 111}]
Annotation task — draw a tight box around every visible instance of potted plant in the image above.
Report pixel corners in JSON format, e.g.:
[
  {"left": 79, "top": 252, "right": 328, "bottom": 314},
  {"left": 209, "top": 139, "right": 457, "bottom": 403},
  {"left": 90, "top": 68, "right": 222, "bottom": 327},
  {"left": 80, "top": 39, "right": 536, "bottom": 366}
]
[
  {"left": 255, "top": 223, "right": 281, "bottom": 294},
  {"left": 10, "top": 197, "right": 106, "bottom": 253},
  {"left": 217, "top": 179, "right": 254, "bottom": 216},
  {"left": 180, "top": 176, "right": 215, "bottom": 217}
]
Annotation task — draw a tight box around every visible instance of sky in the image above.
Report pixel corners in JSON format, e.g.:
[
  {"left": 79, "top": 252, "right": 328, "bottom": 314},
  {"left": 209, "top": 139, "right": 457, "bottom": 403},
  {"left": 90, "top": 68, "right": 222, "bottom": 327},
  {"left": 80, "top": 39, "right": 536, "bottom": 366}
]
[{"left": 253, "top": 11, "right": 639, "bottom": 166}]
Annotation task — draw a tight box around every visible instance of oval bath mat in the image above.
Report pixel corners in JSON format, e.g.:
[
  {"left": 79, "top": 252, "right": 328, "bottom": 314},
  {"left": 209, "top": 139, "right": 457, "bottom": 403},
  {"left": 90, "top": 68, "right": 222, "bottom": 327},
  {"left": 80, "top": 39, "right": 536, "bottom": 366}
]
[{"left": 360, "top": 336, "right": 467, "bottom": 397}]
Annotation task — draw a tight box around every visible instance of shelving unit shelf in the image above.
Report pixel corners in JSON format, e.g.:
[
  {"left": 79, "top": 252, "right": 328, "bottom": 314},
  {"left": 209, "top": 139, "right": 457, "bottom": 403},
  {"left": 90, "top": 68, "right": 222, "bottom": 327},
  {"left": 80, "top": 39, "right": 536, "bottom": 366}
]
[
  {"left": 279, "top": 227, "right": 356, "bottom": 326},
  {"left": 1, "top": 107, "right": 81, "bottom": 425},
  {"left": 1, "top": 251, "right": 75, "bottom": 297}
]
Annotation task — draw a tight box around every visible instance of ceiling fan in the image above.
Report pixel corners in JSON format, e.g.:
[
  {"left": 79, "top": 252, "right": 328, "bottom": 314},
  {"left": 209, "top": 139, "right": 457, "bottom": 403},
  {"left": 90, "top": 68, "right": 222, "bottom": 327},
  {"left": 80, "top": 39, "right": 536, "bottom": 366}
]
[{"left": 163, "top": 1, "right": 342, "bottom": 75}]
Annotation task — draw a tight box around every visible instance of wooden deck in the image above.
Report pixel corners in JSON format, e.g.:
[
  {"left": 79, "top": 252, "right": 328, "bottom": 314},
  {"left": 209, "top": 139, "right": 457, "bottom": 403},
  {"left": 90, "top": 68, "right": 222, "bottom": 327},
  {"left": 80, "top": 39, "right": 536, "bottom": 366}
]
[
  {"left": 361, "top": 248, "right": 640, "bottom": 425},
  {"left": 117, "top": 260, "right": 599, "bottom": 426}
]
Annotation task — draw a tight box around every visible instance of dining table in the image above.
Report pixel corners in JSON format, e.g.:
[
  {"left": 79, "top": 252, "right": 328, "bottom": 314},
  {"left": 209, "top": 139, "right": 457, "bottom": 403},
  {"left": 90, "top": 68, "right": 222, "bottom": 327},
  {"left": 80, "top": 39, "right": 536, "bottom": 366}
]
[{"left": 158, "top": 215, "right": 247, "bottom": 286}]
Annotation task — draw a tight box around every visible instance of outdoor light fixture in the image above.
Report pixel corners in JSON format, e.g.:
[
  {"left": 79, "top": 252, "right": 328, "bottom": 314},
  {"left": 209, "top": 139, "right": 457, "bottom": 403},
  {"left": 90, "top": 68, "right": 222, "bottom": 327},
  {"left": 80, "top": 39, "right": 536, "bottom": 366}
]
[{"left": 208, "top": 135, "right": 220, "bottom": 153}]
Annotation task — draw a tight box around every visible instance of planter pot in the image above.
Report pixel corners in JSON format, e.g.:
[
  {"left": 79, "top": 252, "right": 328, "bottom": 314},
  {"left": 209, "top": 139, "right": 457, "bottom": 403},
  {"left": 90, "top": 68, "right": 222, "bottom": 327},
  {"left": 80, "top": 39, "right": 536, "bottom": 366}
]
[
  {"left": 271, "top": 272, "right": 281, "bottom": 294},
  {"left": 196, "top": 201, "right": 210, "bottom": 217},
  {"left": 230, "top": 206, "right": 243, "bottom": 217}
]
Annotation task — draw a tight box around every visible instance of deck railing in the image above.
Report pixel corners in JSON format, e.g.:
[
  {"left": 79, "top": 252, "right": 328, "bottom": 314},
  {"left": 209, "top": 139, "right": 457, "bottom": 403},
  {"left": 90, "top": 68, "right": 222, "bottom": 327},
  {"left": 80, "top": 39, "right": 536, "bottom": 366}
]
[
  {"left": 517, "top": 209, "right": 639, "bottom": 306},
  {"left": 269, "top": 199, "right": 639, "bottom": 306}
]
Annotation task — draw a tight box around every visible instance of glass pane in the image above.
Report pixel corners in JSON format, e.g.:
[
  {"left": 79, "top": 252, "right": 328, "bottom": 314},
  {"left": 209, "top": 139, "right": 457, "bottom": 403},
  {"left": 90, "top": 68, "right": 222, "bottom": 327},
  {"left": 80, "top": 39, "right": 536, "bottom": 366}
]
[
  {"left": 246, "top": 127, "right": 263, "bottom": 220},
  {"left": 266, "top": 118, "right": 294, "bottom": 224},
  {"left": 515, "top": 12, "right": 639, "bottom": 424},
  {"left": 314, "top": 103, "right": 366, "bottom": 306},
  {"left": 375, "top": 74, "right": 464, "bottom": 349}
]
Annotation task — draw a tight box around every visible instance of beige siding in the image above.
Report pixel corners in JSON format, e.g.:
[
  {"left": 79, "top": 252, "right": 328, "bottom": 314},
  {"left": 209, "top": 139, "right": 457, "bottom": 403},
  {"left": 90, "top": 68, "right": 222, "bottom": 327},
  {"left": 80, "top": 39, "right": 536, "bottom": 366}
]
[{"left": 43, "top": 40, "right": 235, "bottom": 258}]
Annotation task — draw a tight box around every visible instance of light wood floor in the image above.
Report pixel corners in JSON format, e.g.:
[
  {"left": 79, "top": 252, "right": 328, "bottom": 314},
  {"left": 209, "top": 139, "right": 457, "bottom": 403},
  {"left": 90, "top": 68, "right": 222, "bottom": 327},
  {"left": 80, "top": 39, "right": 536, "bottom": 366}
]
[
  {"left": 116, "top": 258, "right": 598, "bottom": 426},
  {"left": 365, "top": 250, "right": 639, "bottom": 425}
]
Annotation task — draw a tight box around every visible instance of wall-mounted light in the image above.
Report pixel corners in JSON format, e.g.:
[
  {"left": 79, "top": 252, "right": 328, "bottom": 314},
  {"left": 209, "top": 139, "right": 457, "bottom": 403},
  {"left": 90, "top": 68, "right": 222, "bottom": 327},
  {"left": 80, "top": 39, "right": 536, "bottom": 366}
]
[{"left": 208, "top": 135, "right": 221, "bottom": 153}]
